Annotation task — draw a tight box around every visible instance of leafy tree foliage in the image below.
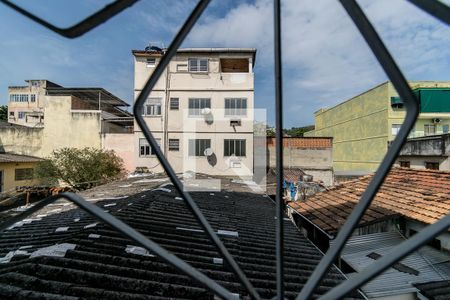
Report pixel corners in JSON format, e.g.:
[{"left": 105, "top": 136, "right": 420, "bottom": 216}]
[
  {"left": 0, "top": 105, "right": 8, "bottom": 121},
  {"left": 283, "top": 125, "right": 315, "bottom": 137},
  {"left": 36, "top": 147, "right": 125, "bottom": 190}
]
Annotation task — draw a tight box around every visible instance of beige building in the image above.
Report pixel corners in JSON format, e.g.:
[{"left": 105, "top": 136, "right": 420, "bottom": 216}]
[
  {"left": 3, "top": 80, "right": 133, "bottom": 160},
  {"left": 132, "top": 48, "right": 256, "bottom": 176},
  {"left": 0, "top": 153, "right": 41, "bottom": 193},
  {"left": 306, "top": 81, "right": 450, "bottom": 176}
]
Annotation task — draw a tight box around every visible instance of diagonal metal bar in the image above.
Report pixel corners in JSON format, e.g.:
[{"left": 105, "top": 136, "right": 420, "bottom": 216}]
[
  {"left": 296, "top": 0, "right": 420, "bottom": 298},
  {"left": 320, "top": 214, "right": 450, "bottom": 299},
  {"left": 0, "top": 193, "right": 234, "bottom": 299},
  {"left": 132, "top": 1, "right": 260, "bottom": 299},
  {"left": 0, "top": 0, "right": 138, "bottom": 38},
  {"left": 408, "top": 0, "right": 450, "bottom": 25},
  {"left": 273, "top": 0, "right": 285, "bottom": 298}
]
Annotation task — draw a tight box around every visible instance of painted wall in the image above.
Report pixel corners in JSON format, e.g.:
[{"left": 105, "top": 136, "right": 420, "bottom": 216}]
[
  {"left": 310, "top": 81, "right": 450, "bottom": 174},
  {"left": 133, "top": 50, "right": 255, "bottom": 176},
  {"left": 0, "top": 96, "right": 102, "bottom": 158},
  {"left": 102, "top": 133, "right": 135, "bottom": 172},
  {"left": 0, "top": 161, "right": 40, "bottom": 192}
]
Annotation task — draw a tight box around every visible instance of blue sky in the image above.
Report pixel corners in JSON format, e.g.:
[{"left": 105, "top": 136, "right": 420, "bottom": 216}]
[{"left": 1, "top": 0, "right": 450, "bottom": 127}]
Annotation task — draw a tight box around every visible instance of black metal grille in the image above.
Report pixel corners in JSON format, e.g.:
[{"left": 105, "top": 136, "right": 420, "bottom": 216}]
[{"left": 1, "top": 0, "right": 449, "bottom": 299}]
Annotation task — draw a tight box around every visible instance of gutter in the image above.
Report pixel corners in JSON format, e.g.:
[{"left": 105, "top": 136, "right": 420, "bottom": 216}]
[{"left": 289, "top": 206, "right": 335, "bottom": 240}]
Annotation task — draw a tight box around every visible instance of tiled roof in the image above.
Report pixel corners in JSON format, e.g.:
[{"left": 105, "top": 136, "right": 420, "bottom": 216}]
[
  {"left": 333, "top": 232, "right": 450, "bottom": 298},
  {"left": 267, "top": 137, "right": 333, "bottom": 148},
  {"left": 0, "top": 153, "right": 42, "bottom": 163},
  {"left": 414, "top": 280, "right": 450, "bottom": 300},
  {"left": 289, "top": 168, "right": 450, "bottom": 234},
  {"left": 0, "top": 187, "right": 362, "bottom": 299}
]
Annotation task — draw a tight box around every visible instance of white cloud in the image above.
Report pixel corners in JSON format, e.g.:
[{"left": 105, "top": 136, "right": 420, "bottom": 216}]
[{"left": 187, "top": 0, "right": 450, "bottom": 125}]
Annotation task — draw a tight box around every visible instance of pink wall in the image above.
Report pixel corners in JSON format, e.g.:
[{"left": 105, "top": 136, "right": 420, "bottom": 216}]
[{"left": 103, "top": 133, "right": 135, "bottom": 173}]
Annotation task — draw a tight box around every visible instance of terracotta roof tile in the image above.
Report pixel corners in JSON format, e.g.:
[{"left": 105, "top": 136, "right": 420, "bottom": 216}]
[{"left": 289, "top": 168, "right": 450, "bottom": 234}]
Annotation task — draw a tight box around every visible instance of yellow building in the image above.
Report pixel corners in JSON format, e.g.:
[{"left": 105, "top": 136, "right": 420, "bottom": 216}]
[
  {"left": 0, "top": 153, "right": 41, "bottom": 193},
  {"left": 305, "top": 81, "right": 450, "bottom": 176}
]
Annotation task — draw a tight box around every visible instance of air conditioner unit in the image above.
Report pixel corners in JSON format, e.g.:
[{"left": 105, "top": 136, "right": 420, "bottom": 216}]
[
  {"left": 230, "top": 119, "right": 241, "bottom": 127},
  {"left": 201, "top": 108, "right": 211, "bottom": 115},
  {"left": 432, "top": 118, "right": 442, "bottom": 124},
  {"left": 203, "top": 148, "right": 214, "bottom": 157}
]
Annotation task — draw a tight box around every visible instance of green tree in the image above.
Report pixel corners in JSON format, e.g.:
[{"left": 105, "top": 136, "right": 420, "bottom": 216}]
[
  {"left": 36, "top": 147, "right": 125, "bottom": 190},
  {"left": 283, "top": 125, "right": 315, "bottom": 137},
  {"left": 0, "top": 105, "right": 8, "bottom": 121}
]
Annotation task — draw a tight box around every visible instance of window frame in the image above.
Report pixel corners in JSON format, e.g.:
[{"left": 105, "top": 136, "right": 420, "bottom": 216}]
[
  {"left": 146, "top": 58, "right": 156, "bottom": 68},
  {"left": 425, "top": 161, "right": 439, "bottom": 170},
  {"left": 399, "top": 161, "right": 410, "bottom": 168},
  {"left": 15, "top": 168, "right": 34, "bottom": 181},
  {"left": 391, "top": 124, "right": 402, "bottom": 136},
  {"left": 188, "top": 98, "right": 211, "bottom": 117},
  {"left": 188, "top": 139, "right": 211, "bottom": 157},
  {"left": 168, "top": 139, "right": 180, "bottom": 151},
  {"left": 144, "top": 97, "right": 162, "bottom": 116},
  {"left": 170, "top": 98, "right": 179, "bottom": 110},
  {"left": 225, "top": 98, "right": 247, "bottom": 117},
  {"left": 424, "top": 124, "right": 436, "bottom": 136},
  {"left": 224, "top": 139, "right": 246, "bottom": 157},
  {"left": 18, "top": 112, "right": 26, "bottom": 119},
  {"left": 188, "top": 58, "right": 208, "bottom": 73},
  {"left": 139, "top": 138, "right": 161, "bottom": 157}
]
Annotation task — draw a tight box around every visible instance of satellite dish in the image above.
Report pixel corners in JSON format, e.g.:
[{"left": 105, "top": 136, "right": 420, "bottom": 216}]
[
  {"left": 201, "top": 108, "right": 211, "bottom": 115},
  {"left": 204, "top": 148, "right": 214, "bottom": 156}
]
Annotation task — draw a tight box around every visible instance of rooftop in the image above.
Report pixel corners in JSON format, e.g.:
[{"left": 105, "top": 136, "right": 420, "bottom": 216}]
[
  {"left": 46, "top": 87, "right": 129, "bottom": 107},
  {"left": 334, "top": 231, "right": 450, "bottom": 298},
  {"left": 0, "top": 153, "right": 41, "bottom": 164},
  {"left": 289, "top": 168, "right": 450, "bottom": 235},
  {"left": 0, "top": 184, "right": 362, "bottom": 299}
]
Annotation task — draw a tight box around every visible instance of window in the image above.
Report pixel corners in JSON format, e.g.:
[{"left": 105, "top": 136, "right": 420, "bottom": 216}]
[
  {"left": 144, "top": 98, "right": 162, "bottom": 116},
  {"left": 225, "top": 98, "right": 247, "bottom": 116},
  {"left": 391, "top": 124, "right": 401, "bottom": 136},
  {"left": 139, "top": 138, "right": 161, "bottom": 156},
  {"left": 9, "top": 94, "right": 29, "bottom": 102},
  {"left": 425, "top": 162, "right": 439, "bottom": 170},
  {"left": 443, "top": 124, "right": 449, "bottom": 134},
  {"left": 399, "top": 161, "right": 410, "bottom": 168},
  {"left": 9, "top": 111, "right": 14, "bottom": 117},
  {"left": 18, "top": 112, "right": 25, "bottom": 119},
  {"left": 188, "top": 139, "right": 211, "bottom": 156},
  {"left": 146, "top": 58, "right": 156, "bottom": 67},
  {"left": 424, "top": 124, "right": 436, "bottom": 136},
  {"left": 224, "top": 139, "right": 246, "bottom": 157},
  {"left": 15, "top": 168, "right": 33, "bottom": 181},
  {"left": 170, "top": 98, "right": 179, "bottom": 110},
  {"left": 188, "top": 58, "right": 208, "bottom": 72},
  {"left": 169, "top": 139, "right": 180, "bottom": 151},
  {"left": 30, "top": 94, "right": 36, "bottom": 102},
  {"left": 188, "top": 98, "right": 210, "bottom": 116}
]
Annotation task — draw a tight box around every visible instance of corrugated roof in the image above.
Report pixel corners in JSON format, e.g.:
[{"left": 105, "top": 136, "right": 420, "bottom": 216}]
[
  {"left": 333, "top": 232, "right": 450, "bottom": 298},
  {"left": 0, "top": 187, "right": 363, "bottom": 299},
  {"left": 0, "top": 153, "right": 42, "bottom": 163},
  {"left": 289, "top": 168, "right": 450, "bottom": 234},
  {"left": 414, "top": 280, "right": 450, "bottom": 299}
]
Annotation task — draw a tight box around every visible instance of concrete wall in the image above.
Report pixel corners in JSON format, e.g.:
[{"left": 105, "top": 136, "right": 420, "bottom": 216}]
[
  {"left": 0, "top": 96, "right": 102, "bottom": 158},
  {"left": 102, "top": 133, "right": 135, "bottom": 172},
  {"left": 0, "top": 161, "right": 40, "bottom": 192},
  {"left": 133, "top": 50, "right": 255, "bottom": 176}
]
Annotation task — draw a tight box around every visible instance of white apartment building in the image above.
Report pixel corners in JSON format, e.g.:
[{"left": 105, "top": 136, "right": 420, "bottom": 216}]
[{"left": 132, "top": 48, "right": 256, "bottom": 176}]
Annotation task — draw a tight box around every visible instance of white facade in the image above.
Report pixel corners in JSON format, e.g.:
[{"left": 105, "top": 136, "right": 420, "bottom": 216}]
[{"left": 133, "top": 48, "right": 256, "bottom": 176}]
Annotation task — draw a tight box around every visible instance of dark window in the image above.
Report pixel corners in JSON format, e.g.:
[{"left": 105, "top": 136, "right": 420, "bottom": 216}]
[
  {"left": 224, "top": 139, "right": 246, "bottom": 156},
  {"left": 170, "top": 98, "right": 179, "bottom": 110},
  {"left": 169, "top": 139, "right": 180, "bottom": 151},
  {"left": 144, "top": 98, "right": 162, "bottom": 116},
  {"left": 15, "top": 168, "right": 33, "bottom": 181},
  {"left": 9, "top": 111, "right": 14, "bottom": 117},
  {"left": 146, "top": 58, "right": 156, "bottom": 67},
  {"left": 139, "top": 138, "right": 160, "bottom": 156},
  {"left": 399, "top": 161, "right": 410, "bottom": 168},
  {"left": 18, "top": 112, "right": 25, "bottom": 119},
  {"left": 225, "top": 98, "right": 247, "bottom": 116},
  {"left": 188, "top": 98, "right": 210, "bottom": 116},
  {"left": 188, "top": 58, "right": 208, "bottom": 72},
  {"left": 188, "top": 139, "right": 211, "bottom": 156},
  {"left": 425, "top": 162, "right": 439, "bottom": 170},
  {"left": 424, "top": 124, "right": 436, "bottom": 136},
  {"left": 30, "top": 94, "right": 36, "bottom": 102}
]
